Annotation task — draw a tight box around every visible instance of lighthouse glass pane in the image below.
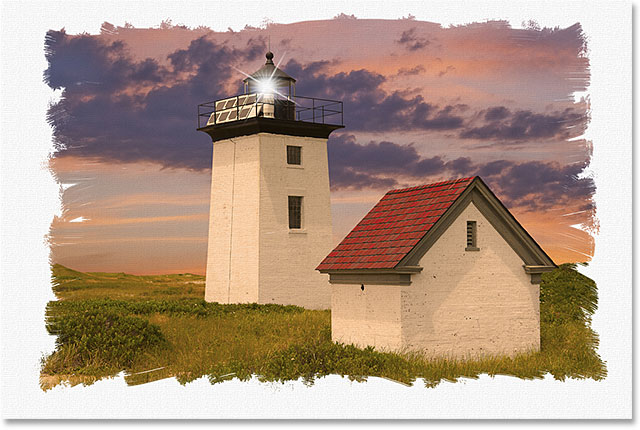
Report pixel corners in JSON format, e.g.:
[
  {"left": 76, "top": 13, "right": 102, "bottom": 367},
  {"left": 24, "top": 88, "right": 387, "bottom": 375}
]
[
  {"left": 287, "top": 146, "right": 301, "bottom": 165},
  {"left": 288, "top": 196, "right": 302, "bottom": 229}
]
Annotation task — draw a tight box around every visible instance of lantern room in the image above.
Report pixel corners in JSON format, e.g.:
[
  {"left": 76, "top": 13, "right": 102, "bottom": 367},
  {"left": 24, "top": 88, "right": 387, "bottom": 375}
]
[
  {"left": 243, "top": 51, "right": 296, "bottom": 97},
  {"left": 197, "top": 51, "right": 343, "bottom": 137}
]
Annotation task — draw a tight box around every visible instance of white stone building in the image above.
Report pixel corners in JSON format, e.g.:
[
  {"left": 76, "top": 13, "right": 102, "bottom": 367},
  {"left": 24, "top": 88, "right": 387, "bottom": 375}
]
[
  {"left": 317, "top": 176, "right": 556, "bottom": 359},
  {"left": 198, "top": 52, "right": 343, "bottom": 309}
]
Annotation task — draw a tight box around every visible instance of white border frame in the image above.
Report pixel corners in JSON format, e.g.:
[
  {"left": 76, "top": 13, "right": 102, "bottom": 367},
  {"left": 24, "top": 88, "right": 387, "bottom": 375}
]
[{"left": 0, "top": 0, "right": 631, "bottom": 419}]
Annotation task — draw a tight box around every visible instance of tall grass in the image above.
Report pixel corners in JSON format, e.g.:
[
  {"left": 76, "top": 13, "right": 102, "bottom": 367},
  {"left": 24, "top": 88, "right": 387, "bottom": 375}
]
[
  {"left": 41, "top": 263, "right": 606, "bottom": 389},
  {"left": 43, "top": 309, "right": 166, "bottom": 375},
  {"left": 50, "top": 264, "right": 205, "bottom": 301}
]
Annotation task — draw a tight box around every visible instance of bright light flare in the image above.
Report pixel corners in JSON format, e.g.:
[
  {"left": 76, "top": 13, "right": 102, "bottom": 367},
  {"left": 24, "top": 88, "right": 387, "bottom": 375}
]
[
  {"left": 256, "top": 79, "right": 276, "bottom": 95},
  {"left": 231, "top": 51, "right": 298, "bottom": 105}
]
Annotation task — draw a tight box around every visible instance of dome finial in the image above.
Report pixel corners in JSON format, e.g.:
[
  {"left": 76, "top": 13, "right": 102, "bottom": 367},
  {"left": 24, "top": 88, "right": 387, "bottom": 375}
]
[{"left": 265, "top": 51, "right": 274, "bottom": 64}]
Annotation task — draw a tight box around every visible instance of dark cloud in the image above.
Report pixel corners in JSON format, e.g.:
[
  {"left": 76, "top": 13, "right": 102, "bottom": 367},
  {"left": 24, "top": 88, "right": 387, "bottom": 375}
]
[
  {"left": 328, "top": 134, "right": 424, "bottom": 189},
  {"left": 329, "top": 133, "right": 516, "bottom": 189},
  {"left": 45, "top": 30, "right": 592, "bottom": 211},
  {"left": 490, "top": 160, "right": 595, "bottom": 210},
  {"left": 45, "top": 30, "right": 264, "bottom": 170},
  {"left": 445, "top": 157, "right": 474, "bottom": 175},
  {"left": 438, "top": 65, "right": 455, "bottom": 77},
  {"left": 46, "top": 31, "right": 466, "bottom": 171},
  {"left": 396, "top": 65, "right": 426, "bottom": 76},
  {"left": 327, "top": 134, "right": 465, "bottom": 189},
  {"left": 329, "top": 165, "right": 398, "bottom": 191},
  {"left": 484, "top": 106, "right": 510, "bottom": 121},
  {"left": 285, "top": 60, "right": 464, "bottom": 132},
  {"left": 329, "top": 135, "right": 418, "bottom": 174},
  {"left": 396, "top": 28, "right": 430, "bottom": 51},
  {"left": 327, "top": 134, "right": 594, "bottom": 211},
  {"left": 460, "top": 106, "right": 587, "bottom": 141},
  {"left": 476, "top": 159, "right": 513, "bottom": 176}
]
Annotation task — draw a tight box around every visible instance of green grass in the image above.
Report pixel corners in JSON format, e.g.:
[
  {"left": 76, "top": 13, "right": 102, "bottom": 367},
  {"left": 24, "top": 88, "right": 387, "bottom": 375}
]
[
  {"left": 41, "top": 263, "right": 606, "bottom": 390},
  {"left": 44, "top": 309, "right": 166, "bottom": 375},
  {"left": 50, "top": 264, "right": 205, "bottom": 300}
]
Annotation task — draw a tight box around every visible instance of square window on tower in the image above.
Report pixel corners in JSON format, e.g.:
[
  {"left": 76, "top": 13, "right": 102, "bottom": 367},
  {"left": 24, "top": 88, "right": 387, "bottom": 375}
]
[
  {"left": 287, "top": 145, "right": 302, "bottom": 165},
  {"left": 288, "top": 196, "right": 303, "bottom": 229}
]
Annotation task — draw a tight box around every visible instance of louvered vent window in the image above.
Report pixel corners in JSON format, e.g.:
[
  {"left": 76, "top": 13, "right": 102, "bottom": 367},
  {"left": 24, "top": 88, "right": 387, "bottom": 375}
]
[
  {"left": 288, "top": 196, "right": 303, "bottom": 229},
  {"left": 466, "top": 221, "right": 479, "bottom": 251},
  {"left": 287, "top": 145, "right": 302, "bottom": 165}
]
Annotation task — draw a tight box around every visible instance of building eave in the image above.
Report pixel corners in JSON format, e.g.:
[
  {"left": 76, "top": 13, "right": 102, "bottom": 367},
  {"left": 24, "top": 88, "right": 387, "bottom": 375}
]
[
  {"left": 523, "top": 265, "right": 556, "bottom": 274},
  {"left": 523, "top": 264, "right": 556, "bottom": 284},
  {"left": 319, "top": 266, "right": 422, "bottom": 286},
  {"left": 198, "top": 117, "right": 344, "bottom": 142},
  {"left": 317, "top": 266, "right": 423, "bottom": 275}
]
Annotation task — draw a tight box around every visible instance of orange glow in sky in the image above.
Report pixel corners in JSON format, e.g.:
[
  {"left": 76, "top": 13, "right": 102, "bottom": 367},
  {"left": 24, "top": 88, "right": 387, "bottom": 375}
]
[{"left": 47, "top": 18, "right": 594, "bottom": 274}]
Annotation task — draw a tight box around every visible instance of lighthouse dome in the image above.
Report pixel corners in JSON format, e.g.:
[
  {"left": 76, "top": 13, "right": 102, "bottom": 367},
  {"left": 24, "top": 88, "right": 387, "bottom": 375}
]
[{"left": 243, "top": 51, "right": 296, "bottom": 92}]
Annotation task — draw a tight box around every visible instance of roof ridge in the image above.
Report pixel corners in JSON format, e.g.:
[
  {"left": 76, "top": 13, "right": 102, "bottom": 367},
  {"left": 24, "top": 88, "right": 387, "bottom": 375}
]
[
  {"left": 386, "top": 176, "right": 476, "bottom": 195},
  {"left": 317, "top": 175, "right": 555, "bottom": 273},
  {"left": 317, "top": 176, "right": 478, "bottom": 271}
]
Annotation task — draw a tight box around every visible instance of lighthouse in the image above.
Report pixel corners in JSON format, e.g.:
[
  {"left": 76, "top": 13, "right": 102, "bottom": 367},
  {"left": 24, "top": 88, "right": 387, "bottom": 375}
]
[{"left": 197, "top": 52, "right": 343, "bottom": 309}]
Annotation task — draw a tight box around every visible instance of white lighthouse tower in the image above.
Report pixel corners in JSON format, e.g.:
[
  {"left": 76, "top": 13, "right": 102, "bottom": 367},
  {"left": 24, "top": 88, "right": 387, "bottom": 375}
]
[{"left": 197, "top": 52, "right": 343, "bottom": 309}]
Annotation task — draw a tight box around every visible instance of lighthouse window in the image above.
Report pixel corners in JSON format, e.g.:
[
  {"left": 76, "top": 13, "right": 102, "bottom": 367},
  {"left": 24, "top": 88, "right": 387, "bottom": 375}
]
[
  {"left": 287, "top": 145, "right": 302, "bottom": 165},
  {"left": 288, "top": 196, "right": 303, "bottom": 229}
]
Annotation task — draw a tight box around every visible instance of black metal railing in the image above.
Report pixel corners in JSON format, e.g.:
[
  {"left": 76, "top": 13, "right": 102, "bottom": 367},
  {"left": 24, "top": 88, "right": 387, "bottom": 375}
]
[{"left": 197, "top": 93, "right": 343, "bottom": 129}]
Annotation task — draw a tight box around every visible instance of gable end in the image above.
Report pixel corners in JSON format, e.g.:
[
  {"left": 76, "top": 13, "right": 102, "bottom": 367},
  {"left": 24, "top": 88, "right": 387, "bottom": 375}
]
[
  {"left": 319, "top": 176, "right": 555, "bottom": 286},
  {"left": 396, "top": 177, "right": 555, "bottom": 281}
]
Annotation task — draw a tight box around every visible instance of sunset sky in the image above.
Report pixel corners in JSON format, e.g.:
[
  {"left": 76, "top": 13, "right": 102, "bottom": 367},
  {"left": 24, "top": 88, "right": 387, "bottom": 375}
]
[{"left": 47, "top": 16, "right": 594, "bottom": 274}]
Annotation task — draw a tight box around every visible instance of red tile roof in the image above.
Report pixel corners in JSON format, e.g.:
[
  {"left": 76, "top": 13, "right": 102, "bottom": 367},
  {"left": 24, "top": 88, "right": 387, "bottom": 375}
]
[{"left": 317, "top": 177, "right": 476, "bottom": 271}]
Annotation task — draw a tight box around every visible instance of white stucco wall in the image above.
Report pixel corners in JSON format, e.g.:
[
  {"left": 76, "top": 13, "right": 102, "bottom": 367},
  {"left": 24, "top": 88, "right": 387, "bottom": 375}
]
[
  {"left": 331, "top": 283, "right": 403, "bottom": 351},
  {"left": 205, "top": 132, "right": 333, "bottom": 309},
  {"left": 402, "top": 201, "right": 540, "bottom": 359},
  {"left": 205, "top": 135, "right": 261, "bottom": 303},
  {"left": 329, "top": 200, "right": 540, "bottom": 359},
  {"left": 258, "top": 134, "right": 333, "bottom": 309}
]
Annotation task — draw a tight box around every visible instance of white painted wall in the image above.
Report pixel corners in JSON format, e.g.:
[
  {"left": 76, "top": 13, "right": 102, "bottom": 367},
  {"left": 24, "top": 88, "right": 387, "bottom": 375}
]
[
  {"left": 205, "top": 135, "right": 261, "bottom": 303},
  {"left": 258, "top": 134, "right": 333, "bottom": 309},
  {"left": 330, "top": 201, "right": 540, "bottom": 359},
  {"left": 205, "top": 132, "right": 333, "bottom": 309},
  {"left": 331, "top": 283, "right": 403, "bottom": 351},
  {"left": 403, "top": 201, "right": 540, "bottom": 359}
]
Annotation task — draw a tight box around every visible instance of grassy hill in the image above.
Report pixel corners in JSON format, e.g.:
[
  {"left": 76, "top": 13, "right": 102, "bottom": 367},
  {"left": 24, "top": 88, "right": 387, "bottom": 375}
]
[
  {"left": 50, "top": 264, "right": 205, "bottom": 300},
  {"left": 41, "top": 264, "right": 606, "bottom": 390}
]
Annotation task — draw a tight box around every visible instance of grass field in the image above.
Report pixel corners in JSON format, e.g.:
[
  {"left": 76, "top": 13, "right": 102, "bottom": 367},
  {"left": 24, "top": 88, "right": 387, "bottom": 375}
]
[{"left": 40, "top": 263, "right": 606, "bottom": 390}]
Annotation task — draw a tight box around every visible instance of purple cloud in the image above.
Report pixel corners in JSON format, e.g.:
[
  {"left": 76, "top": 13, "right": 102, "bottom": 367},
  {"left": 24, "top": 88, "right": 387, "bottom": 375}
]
[
  {"left": 396, "top": 28, "right": 431, "bottom": 51},
  {"left": 45, "top": 32, "right": 465, "bottom": 171},
  {"left": 45, "top": 30, "right": 264, "bottom": 170},
  {"left": 327, "top": 134, "right": 594, "bottom": 211},
  {"left": 44, "top": 28, "right": 592, "bottom": 211},
  {"left": 396, "top": 65, "right": 426, "bottom": 76},
  {"left": 460, "top": 106, "right": 587, "bottom": 141},
  {"left": 285, "top": 60, "right": 465, "bottom": 132}
]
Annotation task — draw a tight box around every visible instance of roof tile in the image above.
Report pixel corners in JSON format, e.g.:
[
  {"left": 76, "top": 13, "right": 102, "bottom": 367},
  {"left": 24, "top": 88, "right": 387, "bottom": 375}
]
[{"left": 317, "top": 177, "right": 476, "bottom": 271}]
